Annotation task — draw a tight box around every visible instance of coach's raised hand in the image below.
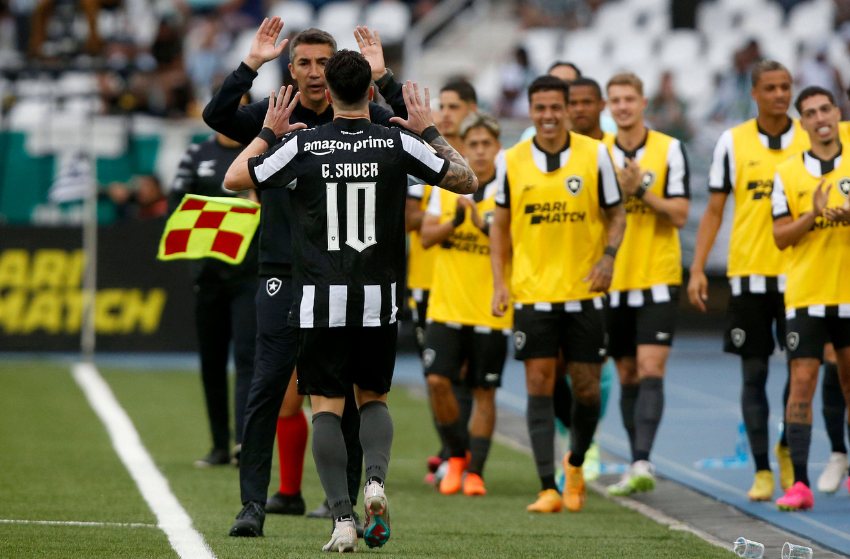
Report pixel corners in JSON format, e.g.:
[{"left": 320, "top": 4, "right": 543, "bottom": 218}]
[
  {"left": 263, "top": 85, "right": 307, "bottom": 137},
  {"left": 244, "top": 16, "right": 290, "bottom": 71},
  {"left": 354, "top": 26, "right": 388, "bottom": 83}
]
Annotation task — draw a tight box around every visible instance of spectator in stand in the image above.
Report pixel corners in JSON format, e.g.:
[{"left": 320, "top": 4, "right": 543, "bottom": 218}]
[
  {"left": 796, "top": 42, "right": 849, "bottom": 119},
  {"left": 107, "top": 174, "right": 168, "bottom": 221},
  {"left": 497, "top": 46, "right": 536, "bottom": 118},
  {"left": 646, "top": 71, "right": 693, "bottom": 142},
  {"left": 709, "top": 40, "right": 763, "bottom": 124}
]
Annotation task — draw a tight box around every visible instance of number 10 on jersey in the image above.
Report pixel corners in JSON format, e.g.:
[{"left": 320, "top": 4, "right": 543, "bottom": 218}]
[{"left": 326, "top": 182, "right": 377, "bottom": 252}]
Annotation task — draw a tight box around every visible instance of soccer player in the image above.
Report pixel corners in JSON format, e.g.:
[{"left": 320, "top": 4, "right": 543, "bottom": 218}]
[
  {"left": 772, "top": 85, "right": 850, "bottom": 511},
  {"left": 601, "top": 72, "right": 690, "bottom": 495},
  {"left": 567, "top": 77, "right": 614, "bottom": 143},
  {"left": 420, "top": 112, "right": 510, "bottom": 497},
  {"left": 169, "top": 120, "right": 258, "bottom": 469},
  {"left": 203, "top": 18, "right": 408, "bottom": 537},
  {"left": 688, "top": 60, "right": 808, "bottom": 502},
  {"left": 224, "top": 52, "right": 477, "bottom": 551},
  {"left": 491, "top": 75, "right": 625, "bottom": 513},
  {"left": 408, "top": 79, "right": 479, "bottom": 482}
]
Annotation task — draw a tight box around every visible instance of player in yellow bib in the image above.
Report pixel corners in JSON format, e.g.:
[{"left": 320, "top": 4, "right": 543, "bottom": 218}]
[
  {"left": 771, "top": 86, "right": 850, "bottom": 511},
  {"left": 601, "top": 73, "right": 690, "bottom": 496},
  {"left": 688, "top": 60, "right": 807, "bottom": 501},
  {"left": 420, "top": 112, "right": 511, "bottom": 498},
  {"left": 491, "top": 75, "right": 626, "bottom": 513}
]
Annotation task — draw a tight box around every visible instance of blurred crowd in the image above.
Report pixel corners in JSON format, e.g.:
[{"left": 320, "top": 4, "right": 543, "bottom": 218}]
[{"left": 0, "top": 0, "right": 433, "bottom": 119}]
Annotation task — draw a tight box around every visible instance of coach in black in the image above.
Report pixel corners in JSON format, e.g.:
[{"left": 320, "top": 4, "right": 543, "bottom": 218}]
[
  {"left": 225, "top": 51, "right": 477, "bottom": 552},
  {"left": 203, "top": 17, "right": 408, "bottom": 537},
  {"left": 169, "top": 125, "right": 258, "bottom": 468}
]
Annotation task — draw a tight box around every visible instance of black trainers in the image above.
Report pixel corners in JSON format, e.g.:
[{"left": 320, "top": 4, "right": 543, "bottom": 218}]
[
  {"left": 306, "top": 499, "right": 332, "bottom": 519},
  {"left": 265, "top": 491, "right": 306, "bottom": 515},
  {"left": 194, "top": 448, "right": 230, "bottom": 468},
  {"left": 229, "top": 502, "right": 265, "bottom": 537}
]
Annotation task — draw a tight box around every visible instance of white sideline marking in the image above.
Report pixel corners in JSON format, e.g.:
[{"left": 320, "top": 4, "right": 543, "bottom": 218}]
[
  {"left": 72, "top": 362, "right": 216, "bottom": 559},
  {"left": 0, "top": 519, "right": 157, "bottom": 529}
]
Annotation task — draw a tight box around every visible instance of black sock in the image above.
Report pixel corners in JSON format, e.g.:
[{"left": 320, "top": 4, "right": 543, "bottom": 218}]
[
  {"left": 527, "top": 395, "right": 556, "bottom": 488},
  {"left": 741, "top": 357, "right": 771, "bottom": 471},
  {"left": 467, "top": 436, "right": 491, "bottom": 476},
  {"left": 312, "top": 412, "right": 353, "bottom": 519},
  {"left": 786, "top": 422, "right": 812, "bottom": 487},
  {"left": 436, "top": 418, "right": 468, "bottom": 458},
  {"left": 553, "top": 375, "right": 573, "bottom": 429},
  {"left": 619, "top": 384, "right": 639, "bottom": 460},
  {"left": 634, "top": 377, "right": 664, "bottom": 462},
  {"left": 454, "top": 382, "right": 473, "bottom": 445},
  {"left": 822, "top": 362, "right": 847, "bottom": 454},
  {"left": 780, "top": 365, "right": 791, "bottom": 447},
  {"left": 569, "top": 397, "right": 601, "bottom": 466}
]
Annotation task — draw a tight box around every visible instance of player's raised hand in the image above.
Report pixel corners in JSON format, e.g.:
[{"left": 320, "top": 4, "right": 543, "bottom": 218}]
[
  {"left": 354, "top": 26, "right": 387, "bottom": 82},
  {"left": 390, "top": 81, "right": 435, "bottom": 136},
  {"left": 245, "top": 17, "right": 289, "bottom": 71},
  {"left": 262, "top": 85, "right": 307, "bottom": 137}
]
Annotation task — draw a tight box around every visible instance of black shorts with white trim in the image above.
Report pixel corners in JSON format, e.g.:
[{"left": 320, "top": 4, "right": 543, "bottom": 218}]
[
  {"left": 723, "top": 291, "right": 786, "bottom": 358},
  {"left": 606, "top": 288, "right": 679, "bottom": 359},
  {"left": 512, "top": 298, "right": 607, "bottom": 363},
  {"left": 786, "top": 306, "right": 850, "bottom": 361},
  {"left": 422, "top": 321, "right": 508, "bottom": 388}
]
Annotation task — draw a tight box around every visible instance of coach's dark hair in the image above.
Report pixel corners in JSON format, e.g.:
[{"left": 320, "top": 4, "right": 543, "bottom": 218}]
[
  {"left": 325, "top": 50, "right": 372, "bottom": 107},
  {"left": 795, "top": 85, "right": 836, "bottom": 114},
  {"left": 751, "top": 59, "right": 789, "bottom": 87},
  {"left": 569, "top": 77, "right": 603, "bottom": 99},
  {"left": 441, "top": 79, "right": 478, "bottom": 105},
  {"left": 547, "top": 60, "right": 582, "bottom": 78},
  {"left": 289, "top": 28, "right": 336, "bottom": 59},
  {"left": 527, "top": 75, "right": 569, "bottom": 103}
]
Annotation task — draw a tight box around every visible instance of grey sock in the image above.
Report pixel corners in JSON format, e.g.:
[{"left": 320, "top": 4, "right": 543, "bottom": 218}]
[
  {"left": 436, "top": 419, "right": 468, "bottom": 457},
  {"left": 467, "top": 436, "right": 492, "bottom": 476},
  {"left": 359, "top": 401, "right": 393, "bottom": 482},
  {"left": 312, "top": 412, "right": 352, "bottom": 518},
  {"left": 634, "top": 377, "right": 664, "bottom": 462},
  {"left": 527, "top": 395, "right": 555, "bottom": 479}
]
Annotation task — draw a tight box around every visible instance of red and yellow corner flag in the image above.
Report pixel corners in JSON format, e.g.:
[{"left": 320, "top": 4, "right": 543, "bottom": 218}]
[{"left": 157, "top": 194, "right": 261, "bottom": 265}]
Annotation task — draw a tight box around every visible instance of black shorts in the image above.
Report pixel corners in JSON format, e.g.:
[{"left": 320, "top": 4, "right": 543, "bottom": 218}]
[
  {"left": 786, "top": 307, "right": 850, "bottom": 361},
  {"left": 723, "top": 292, "right": 786, "bottom": 358},
  {"left": 296, "top": 325, "right": 397, "bottom": 397},
  {"left": 423, "top": 322, "right": 508, "bottom": 388},
  {"left": 512, "top": 299, "right": 607, "bottom": 363},
  {"left": 607, "top": 296, "right": 679, "bottom": 359},
  {"left": 409, "top": 289, "right": 430, "bottom": 352}
]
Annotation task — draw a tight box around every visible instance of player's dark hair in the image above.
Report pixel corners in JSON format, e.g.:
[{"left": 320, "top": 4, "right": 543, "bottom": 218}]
[
  {"left": 751, "top": 59, "right": 789, "bottom": 87},
  {"left": 289, "top": 28, "right": 337, "bottom": 59},
  {"left": 547, "top": 60, "right": 582, "bottom": 78},
  {"left": 441, "top": 79, "right": 478, "bottom": 104},
  {"left": 795, "top": 85, "right": 836, "bottom": 114},
  {"left": 325, "top": 49, "right": 372, "bottom": 107},
  {"left": 569, "top": 77, "right": 603, "bottom": 99},
  {"left": 527, "top": 75, "right": 569, "bottom": 104}
]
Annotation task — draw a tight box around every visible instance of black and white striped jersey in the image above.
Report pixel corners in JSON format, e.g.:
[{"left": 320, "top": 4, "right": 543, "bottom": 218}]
[{"left": 249, "top": 118, "right": 450, "bottom": 328}]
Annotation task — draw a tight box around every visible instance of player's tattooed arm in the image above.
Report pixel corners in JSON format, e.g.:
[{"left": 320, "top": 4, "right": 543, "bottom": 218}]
[
  {"left": 429, "top": 135, "right": 478, "bottom": 195},
  {"left": 584, "top": 203, "right": 626, "bottom": 293},
  {"left": 390, "top": 80, "right": 478, "bottom": 195}
]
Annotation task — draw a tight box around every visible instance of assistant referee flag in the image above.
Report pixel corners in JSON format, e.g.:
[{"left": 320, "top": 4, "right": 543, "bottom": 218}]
[{"left": 158, "top": 194, "right": 260, "bottom": 265}]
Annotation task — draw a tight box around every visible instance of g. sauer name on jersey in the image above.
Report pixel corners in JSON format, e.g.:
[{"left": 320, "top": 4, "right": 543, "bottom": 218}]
[{"left": 247, "top": 118, "right": 449, "bottom": 328}]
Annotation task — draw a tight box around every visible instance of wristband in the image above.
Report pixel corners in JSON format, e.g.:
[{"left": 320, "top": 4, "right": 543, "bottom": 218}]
[
  {"left": 603, "top": 246, "right": 618, "bottom": 258},
  {"left": 421, "top": 125, "right": 441, "bottom": 143},
  {"left": 257, "top": 127, "right": 277, "bottom": 146},
  {"left": 635, "top": 183, "right": 648, "bottom": 199},
  {"left": 452, "top": 206, "right": 465, "bottom": 227},
  {"left": 375, "top": 67, "right": 394, "bottom": 89}
]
